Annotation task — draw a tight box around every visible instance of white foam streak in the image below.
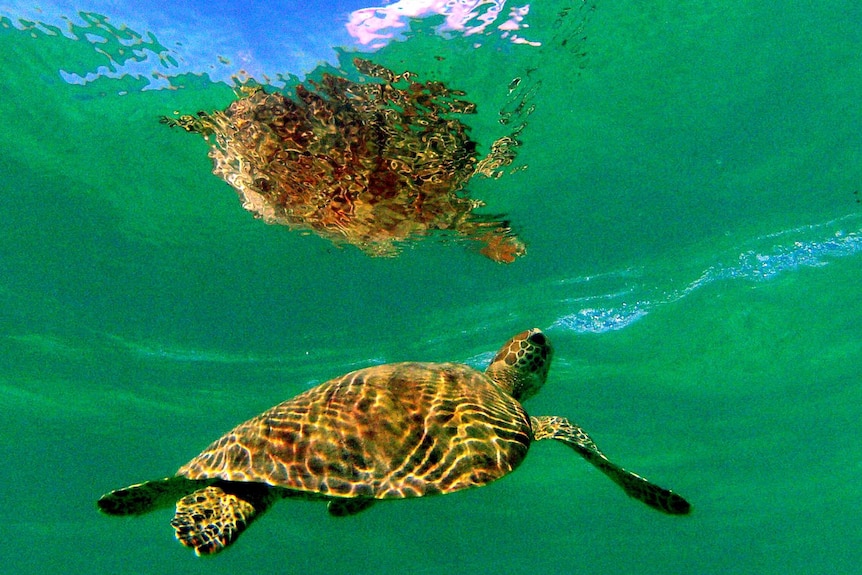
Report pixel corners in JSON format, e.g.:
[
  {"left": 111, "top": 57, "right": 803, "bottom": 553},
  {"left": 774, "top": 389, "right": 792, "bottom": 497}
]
[{"left": 552, "top": 216, "right": 862, "bottom": 335}]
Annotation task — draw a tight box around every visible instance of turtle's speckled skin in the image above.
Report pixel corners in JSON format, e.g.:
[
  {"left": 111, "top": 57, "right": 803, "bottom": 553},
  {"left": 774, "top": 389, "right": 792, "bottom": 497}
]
[{"left": 98, "top": 329, "right": 690, "bottom": 556}]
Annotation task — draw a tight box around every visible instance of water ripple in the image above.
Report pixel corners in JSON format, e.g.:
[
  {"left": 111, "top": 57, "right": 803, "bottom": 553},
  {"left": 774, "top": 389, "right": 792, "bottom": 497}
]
[{"left": 551, "top": 215, "right": 862, "bottom": 334}]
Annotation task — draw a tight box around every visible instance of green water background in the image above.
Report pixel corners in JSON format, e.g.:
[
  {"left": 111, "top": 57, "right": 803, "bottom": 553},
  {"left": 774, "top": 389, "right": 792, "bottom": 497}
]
[{"left": 1, "top": 1, "right": 861, "bottom": 573}]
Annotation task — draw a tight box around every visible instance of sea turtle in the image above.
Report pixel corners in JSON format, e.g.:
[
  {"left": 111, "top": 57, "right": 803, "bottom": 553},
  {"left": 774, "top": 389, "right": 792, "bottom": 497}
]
[
  {"left": 161, "top": 58, "right": 526, "bottom": 263},
  {"left": 98, "top": 329, "right": 690, "bottom": 555}
]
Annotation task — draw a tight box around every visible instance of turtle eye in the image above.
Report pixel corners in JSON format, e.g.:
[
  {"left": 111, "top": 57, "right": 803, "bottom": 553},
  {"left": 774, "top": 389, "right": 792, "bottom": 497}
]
[{"left": 527, "top": 331, "right": 546, "bottom": 346}]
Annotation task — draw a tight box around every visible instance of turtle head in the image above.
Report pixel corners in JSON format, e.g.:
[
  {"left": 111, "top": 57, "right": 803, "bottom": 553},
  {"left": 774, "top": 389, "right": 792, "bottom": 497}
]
[{"left": 485, "top": 328, "right": 553, "bottom": 401}]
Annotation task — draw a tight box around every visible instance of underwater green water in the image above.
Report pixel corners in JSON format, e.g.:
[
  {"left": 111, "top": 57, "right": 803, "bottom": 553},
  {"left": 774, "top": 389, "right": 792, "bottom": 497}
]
[{"left": 2, "top": 1, "right": 861, "bottom": 573}]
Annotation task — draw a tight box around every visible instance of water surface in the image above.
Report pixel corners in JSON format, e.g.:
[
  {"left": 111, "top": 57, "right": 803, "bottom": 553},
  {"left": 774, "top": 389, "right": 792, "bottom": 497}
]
[{"left": 1, "top": 1, "right": 861, "bottom": 573}]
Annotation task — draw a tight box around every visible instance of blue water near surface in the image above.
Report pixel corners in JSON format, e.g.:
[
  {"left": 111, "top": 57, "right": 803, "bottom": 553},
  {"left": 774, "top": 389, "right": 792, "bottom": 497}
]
[{"left": 1, "top": 1, "right": 861, "bottom": 573}]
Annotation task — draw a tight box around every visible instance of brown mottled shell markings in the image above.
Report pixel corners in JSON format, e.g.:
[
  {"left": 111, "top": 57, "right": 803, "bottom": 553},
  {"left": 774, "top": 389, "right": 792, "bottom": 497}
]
[{"left": 178, "top": 363, "right": 531, "bottom": 499}]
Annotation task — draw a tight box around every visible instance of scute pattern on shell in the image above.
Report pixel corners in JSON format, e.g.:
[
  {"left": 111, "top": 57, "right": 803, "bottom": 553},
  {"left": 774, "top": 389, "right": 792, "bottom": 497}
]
[{"left": 178, "top": 362, "right": 531, "bottom": 498}]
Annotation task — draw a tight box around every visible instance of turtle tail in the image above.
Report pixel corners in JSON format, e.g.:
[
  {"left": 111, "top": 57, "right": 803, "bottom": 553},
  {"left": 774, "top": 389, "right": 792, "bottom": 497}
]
[
  {"left": 171, "top": 483, "right": 277, "bottom": 555},
  {"left": 97, "top": 476, "right": 214, "bottom": 516}
]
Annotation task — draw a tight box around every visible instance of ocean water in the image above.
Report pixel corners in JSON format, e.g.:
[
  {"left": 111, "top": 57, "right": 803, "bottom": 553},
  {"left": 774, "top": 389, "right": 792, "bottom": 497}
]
[{"left": 2, "top": 1, "right": 861, "bottom": 573}]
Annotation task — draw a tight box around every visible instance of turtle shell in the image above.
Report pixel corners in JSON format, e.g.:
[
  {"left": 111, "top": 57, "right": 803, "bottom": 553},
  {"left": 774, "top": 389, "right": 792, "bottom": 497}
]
[{"left": 178, "top": 362, "right": 531, "bottom": 499}]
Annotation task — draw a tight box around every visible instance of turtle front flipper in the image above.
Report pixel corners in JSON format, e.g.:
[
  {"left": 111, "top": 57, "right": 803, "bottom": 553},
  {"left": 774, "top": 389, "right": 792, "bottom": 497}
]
[
  {"left": 531, "top": 415, "right": 691, "bottom": 515},
  {"left": 171, "top": 483, "right": 276, "bottom": 555}
]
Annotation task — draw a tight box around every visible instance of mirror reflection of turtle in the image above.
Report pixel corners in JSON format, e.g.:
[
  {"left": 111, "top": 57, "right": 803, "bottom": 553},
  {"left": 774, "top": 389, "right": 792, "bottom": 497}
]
[
  {"left": 162, "top": 58, "right": 526, "bottom": 263},
  {"left": 98, "top": 329, "right": 690, "bottom": 555}
]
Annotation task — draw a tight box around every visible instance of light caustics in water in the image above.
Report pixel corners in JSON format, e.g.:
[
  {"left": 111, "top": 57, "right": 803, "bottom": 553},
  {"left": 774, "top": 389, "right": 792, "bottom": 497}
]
[
  {"left": 347, "top": 0, "right": 540, "bottom": 48},
  {"left": 2, "top": 8, "right": 226, "bottom": 91},
  {"left": 550, "top": 215, "right": 862, "bottom": 335},
  {"left": 3, "top": 3, "right": 355, "bottom": 89},
  {"left": 1, "top": 0, "right": 544, "bottom": 90}
]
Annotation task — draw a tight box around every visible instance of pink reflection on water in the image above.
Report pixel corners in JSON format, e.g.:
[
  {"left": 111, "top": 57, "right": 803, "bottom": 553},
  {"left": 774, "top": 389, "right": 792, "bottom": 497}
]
[{"left": 346, "top": 0, "right": 538, "bottom": 48}]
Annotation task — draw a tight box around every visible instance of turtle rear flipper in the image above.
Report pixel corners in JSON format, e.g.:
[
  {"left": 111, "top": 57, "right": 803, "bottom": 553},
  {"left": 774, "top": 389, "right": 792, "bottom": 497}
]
[
  {"left": 531, "top": 415, "right": 691, "bottom": 515},
  {"left": 171, "top": 483, "right": 276, "bottom": 556},
  {"left": 98, "top": 477, "right": 213, "bottom": 515}
]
